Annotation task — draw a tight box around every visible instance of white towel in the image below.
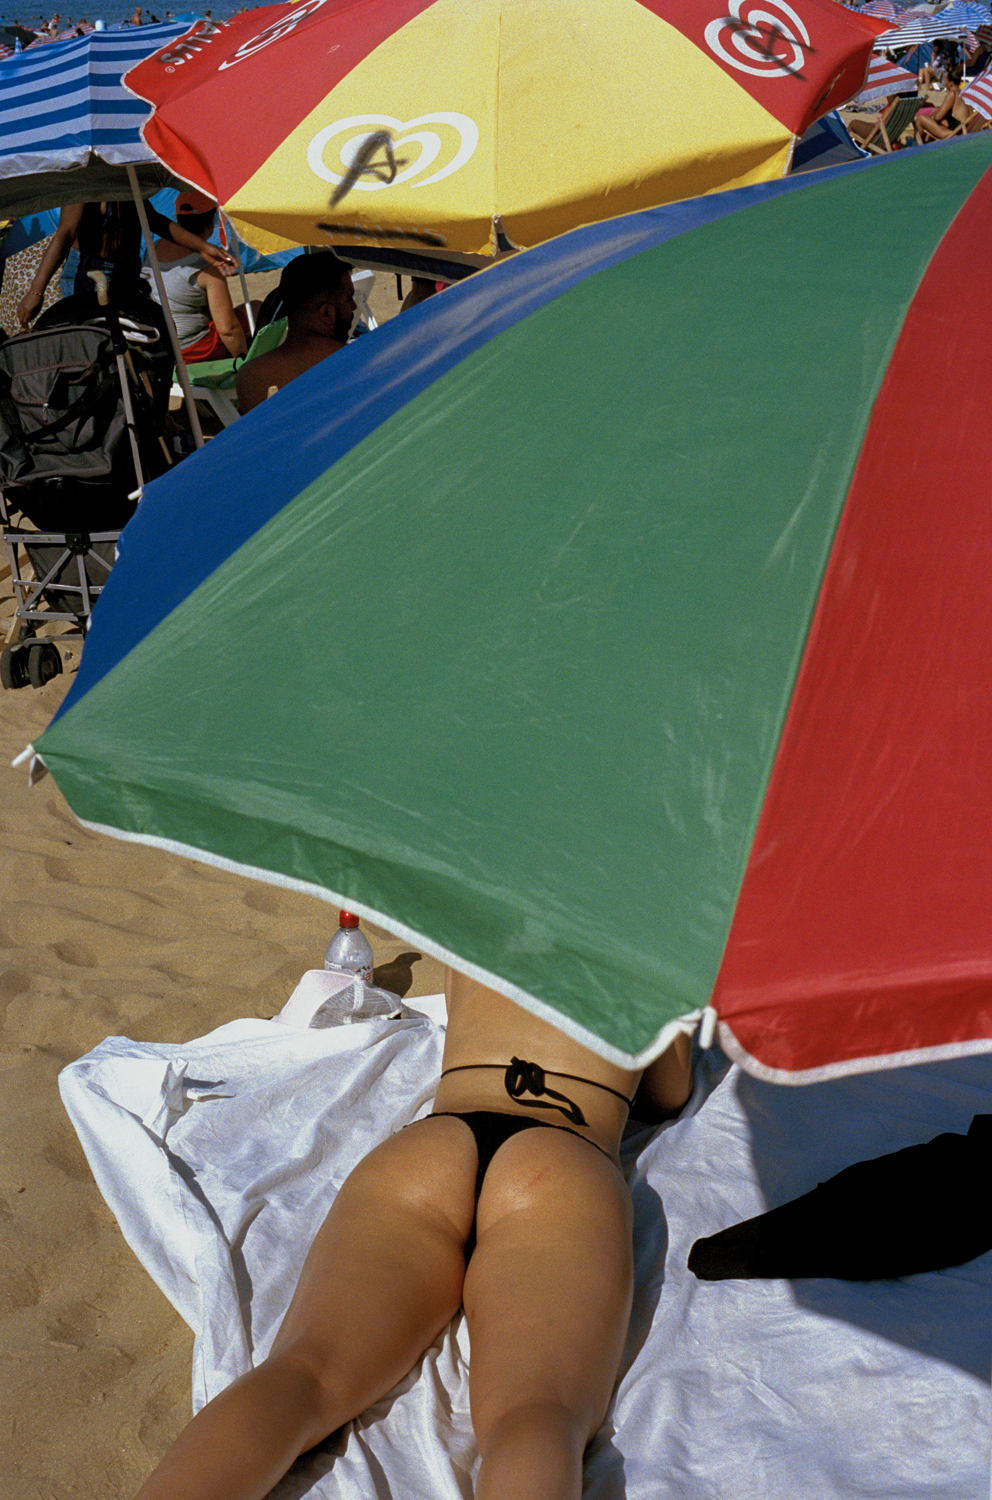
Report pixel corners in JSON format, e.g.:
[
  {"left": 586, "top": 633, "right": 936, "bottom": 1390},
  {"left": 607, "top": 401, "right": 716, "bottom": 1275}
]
[{"left": 60, "top": 988, "right": 992, "bottom": 1499}]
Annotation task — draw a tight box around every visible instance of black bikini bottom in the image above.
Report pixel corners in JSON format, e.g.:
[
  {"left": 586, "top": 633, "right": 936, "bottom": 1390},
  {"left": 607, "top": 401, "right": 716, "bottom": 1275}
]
[{"left": 429, "top": 1109, "right": 613, "bottom": 1259}]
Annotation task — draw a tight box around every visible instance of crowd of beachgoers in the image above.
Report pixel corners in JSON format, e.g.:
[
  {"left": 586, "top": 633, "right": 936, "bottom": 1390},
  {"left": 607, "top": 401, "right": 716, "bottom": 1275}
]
[{"left": 0, "top": 2, "right": 249, "bottom": 41}]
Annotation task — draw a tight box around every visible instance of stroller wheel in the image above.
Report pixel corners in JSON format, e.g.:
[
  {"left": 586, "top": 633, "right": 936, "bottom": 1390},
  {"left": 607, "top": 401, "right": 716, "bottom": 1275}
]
[
  {"left": 0, "top": 642, "right": 32, "bottom": 690},
  {"left": 26, "top": 641, "right": 63, "bottom": 690}
]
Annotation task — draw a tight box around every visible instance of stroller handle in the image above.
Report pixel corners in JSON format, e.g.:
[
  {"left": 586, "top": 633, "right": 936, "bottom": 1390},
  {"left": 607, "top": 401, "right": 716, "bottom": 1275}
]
[{"left": 87, "top": 270, "right": 110, "bottom": 306}]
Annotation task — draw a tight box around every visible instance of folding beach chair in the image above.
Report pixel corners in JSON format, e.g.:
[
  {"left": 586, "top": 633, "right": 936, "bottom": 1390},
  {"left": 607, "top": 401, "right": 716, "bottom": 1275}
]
[
  {"left": 943, "top": 107, "right": 991, "bottom": 134},
  {"left": 860, "top": 95, "right": 927, "bottom": 152},
  {"left": 0, "top": 307, "right": 170, "bottom": 688}
]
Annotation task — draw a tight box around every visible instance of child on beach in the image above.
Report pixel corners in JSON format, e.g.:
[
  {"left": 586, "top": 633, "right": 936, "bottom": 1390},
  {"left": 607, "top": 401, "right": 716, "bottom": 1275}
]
[{"left": 130, "top": 964, "right": 693, "bottom": 1500}]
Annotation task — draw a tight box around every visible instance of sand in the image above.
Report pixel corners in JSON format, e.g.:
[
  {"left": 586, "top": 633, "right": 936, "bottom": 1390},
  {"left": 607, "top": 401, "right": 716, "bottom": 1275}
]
[{"left": 0, "top": 266, "right": 443, "bottom": 1497}]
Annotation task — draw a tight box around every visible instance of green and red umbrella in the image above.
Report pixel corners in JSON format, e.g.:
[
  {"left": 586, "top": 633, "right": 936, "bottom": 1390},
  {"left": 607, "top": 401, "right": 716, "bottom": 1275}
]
[{"left": 31, "top": 138, "right": 992, "bottom": 1080}]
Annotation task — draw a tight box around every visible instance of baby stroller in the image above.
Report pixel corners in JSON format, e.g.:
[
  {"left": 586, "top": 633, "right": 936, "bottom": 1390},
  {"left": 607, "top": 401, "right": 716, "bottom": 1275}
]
[{"left": 0, "top": 277, "right": 172, "bottom": 690}]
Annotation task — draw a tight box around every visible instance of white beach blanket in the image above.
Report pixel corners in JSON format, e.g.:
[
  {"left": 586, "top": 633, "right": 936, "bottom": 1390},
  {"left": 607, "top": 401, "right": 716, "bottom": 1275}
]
[{"left": 60, "top": 980, "right": 992, "bottom": 1500}]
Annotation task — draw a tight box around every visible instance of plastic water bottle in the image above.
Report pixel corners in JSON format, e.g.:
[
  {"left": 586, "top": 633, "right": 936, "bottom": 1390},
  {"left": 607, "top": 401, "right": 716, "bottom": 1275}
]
[{"left": 323, "top": 910, "right": 374, "bottom": 984}]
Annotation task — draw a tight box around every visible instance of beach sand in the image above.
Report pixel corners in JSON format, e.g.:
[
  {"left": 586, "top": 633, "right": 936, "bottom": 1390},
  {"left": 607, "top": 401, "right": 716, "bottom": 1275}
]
[{"left": 0, "top": 266, "right": 443, "bottom": 1498}]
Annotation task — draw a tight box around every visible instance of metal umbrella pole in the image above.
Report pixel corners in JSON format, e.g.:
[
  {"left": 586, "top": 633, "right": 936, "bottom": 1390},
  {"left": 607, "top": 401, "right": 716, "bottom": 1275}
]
[
  {"left": 220, "top": 210, "right": 255, "bottom": 336},
  {"left": 86, "top": 269, "right": 146, "bottom": 493},
  {"left": 127, "top": 163, "right": 205, "bottom": 450}
]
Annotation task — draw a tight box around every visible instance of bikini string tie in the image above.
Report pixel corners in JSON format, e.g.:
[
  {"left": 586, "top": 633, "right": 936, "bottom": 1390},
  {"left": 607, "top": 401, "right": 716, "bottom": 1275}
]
[
  {"left": 438, "top": 1060, "right": 635, "bottom": 1124},
  {"left": 504, "top": 1057, "right": 588, "bottom": 1126}
]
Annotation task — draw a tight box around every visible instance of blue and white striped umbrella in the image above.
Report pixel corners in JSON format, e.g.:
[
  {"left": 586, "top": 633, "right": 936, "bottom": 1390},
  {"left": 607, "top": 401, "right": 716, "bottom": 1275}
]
[
  {"left": 941, "top": 2, "right": 992, "bottom": 29},
  {"left": 0, "top": 21, "right": 198, "bottom": 217}
]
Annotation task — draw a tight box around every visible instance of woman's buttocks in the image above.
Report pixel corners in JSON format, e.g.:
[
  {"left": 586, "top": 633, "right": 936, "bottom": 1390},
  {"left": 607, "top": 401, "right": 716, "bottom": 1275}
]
[{"left": 435, "top": 973, "right": 642, "bottom": 1160}]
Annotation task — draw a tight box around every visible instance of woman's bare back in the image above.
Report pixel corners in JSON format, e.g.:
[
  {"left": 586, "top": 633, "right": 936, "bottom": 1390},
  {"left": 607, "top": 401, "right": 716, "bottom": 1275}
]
[
  {"left": 436, "top": 970, "right": 690, "bottom": 1156},
  {"left": 436, "top": 972, "right": 640, "bottom": 1157}
]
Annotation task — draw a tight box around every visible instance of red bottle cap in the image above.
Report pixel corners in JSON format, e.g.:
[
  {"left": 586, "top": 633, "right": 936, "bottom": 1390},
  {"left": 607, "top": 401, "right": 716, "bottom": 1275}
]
[{"left": 339, "top": 910, "right": 360, "bottom": 927}]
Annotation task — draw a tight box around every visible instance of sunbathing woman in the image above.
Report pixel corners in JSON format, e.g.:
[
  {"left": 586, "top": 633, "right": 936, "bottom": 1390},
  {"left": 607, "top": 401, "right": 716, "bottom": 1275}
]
[
  {"left": 132, "top": 964, "right": 693, "bottom": 1500},
  {"left": 916, "top": 65, "right": 972, "bottom": 140}
]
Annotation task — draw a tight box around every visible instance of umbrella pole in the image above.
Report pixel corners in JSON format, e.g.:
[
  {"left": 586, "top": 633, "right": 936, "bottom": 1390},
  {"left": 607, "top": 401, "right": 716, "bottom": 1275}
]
[
  {"left": 220, "top": 211, "right": 255, "bottom": 337},
  {"left": 86, "top": 270, "right": 145, "bottom": 493},
  {"left": 126, "top": 165, "right": 205, "bottom": 451}
]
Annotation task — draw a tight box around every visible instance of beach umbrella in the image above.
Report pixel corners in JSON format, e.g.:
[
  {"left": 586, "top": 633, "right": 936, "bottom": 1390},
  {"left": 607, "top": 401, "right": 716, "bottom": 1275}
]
[
  {"left": 29, "top": 136, "right": 992, "bottom": 1082},
  {"left": 853, "top": 51, "right": 919, "bottom": 101},
  {"left": 962, "top": 58, "right": 992, "bottom": 115},
  {"left": 856, "top": 2, "right": 902, "bottom": 20},
  {"left": 0, "top": 19, "right": 197, "bottom": 217},
  {"left": 4, "top": 25, "right": 40, "bottom": 46},
  {"left": 123, "top": 0, "right": 886, "bottom": 260},
  {"left": 873, "top": 15, "right": 971, "bottom": 49},
  {"left": 0, "top": 20, "right": 234, "bottom": 447},
  {"left": 942, "top": 1, "right": 992, "bottom": 28}
]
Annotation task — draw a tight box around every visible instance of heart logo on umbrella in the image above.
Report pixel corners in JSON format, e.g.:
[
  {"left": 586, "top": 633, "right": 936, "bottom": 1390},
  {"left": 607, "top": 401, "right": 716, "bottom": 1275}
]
[
  {"left": 704, "top": 0, "right": 811, "bottom": 78},
  {"left": 307, "top": 112, "right": 479, "bottom": 192},
  {"left": 218, "top": 0, "right": 329, "bottom": 71}
]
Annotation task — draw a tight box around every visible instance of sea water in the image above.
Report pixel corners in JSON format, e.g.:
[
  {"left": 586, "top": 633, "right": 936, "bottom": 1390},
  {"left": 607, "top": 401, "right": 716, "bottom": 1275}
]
[{"left": 1, "top": 2, "right": 259, "bottom": 32}]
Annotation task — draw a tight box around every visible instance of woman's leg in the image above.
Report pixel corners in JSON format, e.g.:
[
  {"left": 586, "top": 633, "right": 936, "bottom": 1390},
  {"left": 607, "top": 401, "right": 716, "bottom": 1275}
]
[
  {"left": 463, "top": 1128, "right": 635, "bottom": 1500},
  {"left": 133, "top": 1117, "right": 477, "bottom": 1500},
  {"left": 917, "top": 110, "right": 954, "bottom": 140}
]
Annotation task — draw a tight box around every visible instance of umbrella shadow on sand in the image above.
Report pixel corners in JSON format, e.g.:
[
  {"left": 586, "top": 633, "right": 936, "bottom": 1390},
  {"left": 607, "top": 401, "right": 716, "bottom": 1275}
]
[{"left": 736, "top": 1054, "right": 992, "bottom": 1382}]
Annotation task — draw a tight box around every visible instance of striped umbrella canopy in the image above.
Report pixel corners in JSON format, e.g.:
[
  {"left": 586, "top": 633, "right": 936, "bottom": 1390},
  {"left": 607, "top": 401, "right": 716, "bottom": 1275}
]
[
  {"left": 854, "top": 51, "right": 919, "bottom": 99},
  {"left": 942, "top": 1, "right": 992, "bottom": 26},
  {"left": 31, "top": 136, "right": 992, "bottom": 1082},
  {"left": 0, "top": 20, "right": 197, "bottom": 217},
  {"left": 123, "top": 0, "right": 886, "bottom": 259},
  {"left": 857, "top": 1, "right": 901, "bottom": 20},
  {"left": 963, "top": 57, "right": 992, "bottom": 112},
  {"left": 873, "top": 15, "right": 970, "bottom": 47}
]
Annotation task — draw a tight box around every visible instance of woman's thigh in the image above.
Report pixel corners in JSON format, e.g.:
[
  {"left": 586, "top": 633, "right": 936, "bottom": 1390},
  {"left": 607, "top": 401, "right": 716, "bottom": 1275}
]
[
  {"left": 267, "top": 1116, "right": 478, "bottom": 1417},
  {"left": 462, "top": 1127, "right": 635, "bottom": 1445}
]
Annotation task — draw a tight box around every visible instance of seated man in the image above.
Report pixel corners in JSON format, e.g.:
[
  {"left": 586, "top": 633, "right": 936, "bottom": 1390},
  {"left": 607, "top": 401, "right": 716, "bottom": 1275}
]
[{"left": 236, "top": 253, "right": 356, "bottom": 414}]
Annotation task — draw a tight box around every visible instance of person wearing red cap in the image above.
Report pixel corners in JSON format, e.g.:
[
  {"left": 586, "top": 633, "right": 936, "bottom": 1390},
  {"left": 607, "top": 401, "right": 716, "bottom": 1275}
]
[
  {"left": 16, "top": 195, "right": 235, "bottom": 331},
  {"left": 144, "top": 191, "right": 249, "bottom": 364}
]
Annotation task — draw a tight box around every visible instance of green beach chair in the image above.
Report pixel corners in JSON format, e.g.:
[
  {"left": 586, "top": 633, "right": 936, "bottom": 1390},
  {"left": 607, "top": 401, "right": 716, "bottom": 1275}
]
[{"left": 172, "top": 317, "right": 289, "bottom": 427}]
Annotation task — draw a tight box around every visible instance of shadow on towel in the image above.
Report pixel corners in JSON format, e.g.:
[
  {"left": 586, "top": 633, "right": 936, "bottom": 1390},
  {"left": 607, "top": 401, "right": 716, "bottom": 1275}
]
[{"left": 731, "top": 1054, "right": 992, "bottom": 1382}]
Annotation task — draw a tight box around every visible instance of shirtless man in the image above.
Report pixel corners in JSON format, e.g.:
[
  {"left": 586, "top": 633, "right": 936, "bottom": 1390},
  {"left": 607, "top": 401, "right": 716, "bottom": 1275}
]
[
  {"left": 235, "top": 252, "right": 356, "bottom": 414},
  {"left": 131, "top": 965, "right": 692, "bottom": 1500}
]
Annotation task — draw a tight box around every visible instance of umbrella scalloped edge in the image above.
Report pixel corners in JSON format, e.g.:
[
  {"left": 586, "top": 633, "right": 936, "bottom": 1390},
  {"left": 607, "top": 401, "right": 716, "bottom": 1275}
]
[
  {"left": 66, "top": 810, "right": 703, "bottom": 1070},
  {"left": 717, "top": 1021, "right": 992, "bottom": 1085}
]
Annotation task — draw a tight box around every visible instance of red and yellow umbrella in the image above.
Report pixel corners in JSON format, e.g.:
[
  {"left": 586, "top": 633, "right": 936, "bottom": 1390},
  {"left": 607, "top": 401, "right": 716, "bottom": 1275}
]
[{"left": 125, "top": 0, "right": 886, "bottom": 257}]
